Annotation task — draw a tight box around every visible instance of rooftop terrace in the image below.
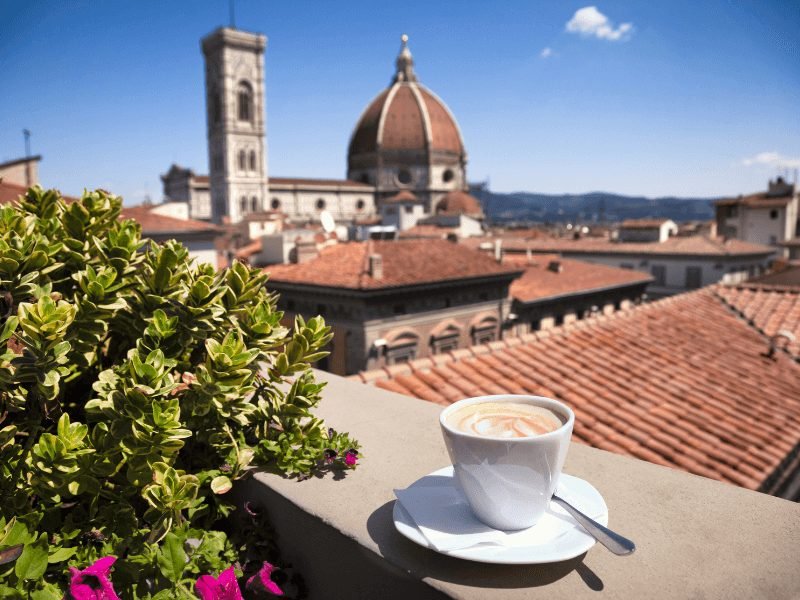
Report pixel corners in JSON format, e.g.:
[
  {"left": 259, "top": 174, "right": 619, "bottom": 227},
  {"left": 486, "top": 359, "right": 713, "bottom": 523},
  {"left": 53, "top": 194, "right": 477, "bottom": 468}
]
[{"left": 238, "top": 372, "right": 800, "bottom": 599}]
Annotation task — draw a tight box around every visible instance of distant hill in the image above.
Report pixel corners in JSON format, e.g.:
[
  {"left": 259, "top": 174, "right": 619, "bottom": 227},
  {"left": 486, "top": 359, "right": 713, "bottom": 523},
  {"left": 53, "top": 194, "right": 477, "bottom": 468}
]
[{"left": 471, "top": 189, "right": 718, "bottom": 224}]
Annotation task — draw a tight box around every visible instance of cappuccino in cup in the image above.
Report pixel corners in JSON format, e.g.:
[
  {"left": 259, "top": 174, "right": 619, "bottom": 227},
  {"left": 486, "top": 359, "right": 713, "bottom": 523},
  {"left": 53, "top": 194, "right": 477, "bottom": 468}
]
[
  {"left": 440, "top": 395, "right": 574, "bottom": 530},
  {"left": 447, "top": 402, "right": 563, "bottom": 438}
]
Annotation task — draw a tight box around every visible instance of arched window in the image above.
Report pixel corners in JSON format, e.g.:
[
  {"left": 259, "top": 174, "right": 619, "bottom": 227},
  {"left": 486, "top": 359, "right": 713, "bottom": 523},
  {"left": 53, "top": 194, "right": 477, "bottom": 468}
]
[
  {"left": 271, "top": 198, "right": 281, "bottom": 210},
  {"left": 383, "top": 329, "right": 420, "bottom": 365},
  {"left": 249, "top": 150, "right": 257, "bottom": 171},
  {"left": 316, "top": 198, "right": 326, "bottom": 210},
  {"left": 237, "top": 81, "right": 253, "bottom": 122},
  {"left": 211, "top": 89, "right": 221, "bottom": 123},
  {"left": 356, "top": 199, "right": 365, "bottom": 211},
  {"left": 240, "top": 196, "right": 248, "bottom": 215},
  {"left": 238, "top": 150, "right": 246, "bottom": 171},
  {"left": 251, "top": 196, "right": 259, "bottom": 213}
]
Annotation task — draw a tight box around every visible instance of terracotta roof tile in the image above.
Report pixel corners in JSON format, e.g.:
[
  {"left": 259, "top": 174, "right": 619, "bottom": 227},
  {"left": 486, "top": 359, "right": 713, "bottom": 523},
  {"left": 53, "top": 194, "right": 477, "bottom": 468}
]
[
  {"left": 120, "top": 205, "right": 221, "bottom": 234},
  {"left": 463, "top": 234, "right": 774, "bottom": 257},
  {"left": 0, "top": 182, "right": 79, "bottom": 205},
  {"left": 265, "top": 239, "right": 522, "bottom": 291},
  {"left": 358, "top": 286, "right": 800, "bottom": 491}
]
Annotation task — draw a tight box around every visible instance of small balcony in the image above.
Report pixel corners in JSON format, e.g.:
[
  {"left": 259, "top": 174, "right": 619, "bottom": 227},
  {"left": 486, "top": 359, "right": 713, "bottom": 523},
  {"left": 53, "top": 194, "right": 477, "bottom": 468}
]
[{"left": 237, "top": 371, "right": 800, "bottom": 599}]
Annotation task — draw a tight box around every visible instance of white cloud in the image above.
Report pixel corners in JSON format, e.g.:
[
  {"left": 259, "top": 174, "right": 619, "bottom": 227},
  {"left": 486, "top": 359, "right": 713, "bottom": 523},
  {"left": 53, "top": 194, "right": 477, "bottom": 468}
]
[
  {"left": 540, "top": 47, "right": 553, "bottom": 58},
  {"left": 566, "top": 6, "right": 633, "bottom": 41},
  {"left": 742, "top": 152, "right": 800, "bottom": 170}
]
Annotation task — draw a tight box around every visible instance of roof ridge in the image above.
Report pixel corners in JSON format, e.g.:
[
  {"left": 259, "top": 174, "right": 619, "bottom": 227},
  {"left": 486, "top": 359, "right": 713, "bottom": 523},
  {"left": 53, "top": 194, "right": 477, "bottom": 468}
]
[{"left": 711, "top": 286, "right": 799, "bottom": 361}]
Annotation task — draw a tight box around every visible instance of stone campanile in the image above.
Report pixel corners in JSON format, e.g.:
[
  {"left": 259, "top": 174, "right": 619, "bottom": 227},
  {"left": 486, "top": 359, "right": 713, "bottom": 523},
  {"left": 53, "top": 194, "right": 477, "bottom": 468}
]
[{"left": 202, "top": 27, "right": 268, "bottom": 224}]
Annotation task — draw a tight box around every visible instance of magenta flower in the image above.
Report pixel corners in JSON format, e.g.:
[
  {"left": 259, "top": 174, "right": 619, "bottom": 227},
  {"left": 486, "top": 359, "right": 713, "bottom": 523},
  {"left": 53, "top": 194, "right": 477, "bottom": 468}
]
[
  {"left": 345, "top": 449, "right": 358, "bottom": 466},
  {"left": 65, "top": 556, "right": 120, "bottom": 600},
  {"left": 246, "top": 562, "right": 284, "bottom": 596},
  {"left": 195, "top": 566, "right": 244, "bottom": 600}
]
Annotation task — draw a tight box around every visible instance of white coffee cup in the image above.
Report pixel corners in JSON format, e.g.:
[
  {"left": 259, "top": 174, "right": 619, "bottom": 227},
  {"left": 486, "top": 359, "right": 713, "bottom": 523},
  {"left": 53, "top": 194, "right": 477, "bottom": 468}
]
[{"left": 439, "top": 394, "right": 574, "bottom": 531}]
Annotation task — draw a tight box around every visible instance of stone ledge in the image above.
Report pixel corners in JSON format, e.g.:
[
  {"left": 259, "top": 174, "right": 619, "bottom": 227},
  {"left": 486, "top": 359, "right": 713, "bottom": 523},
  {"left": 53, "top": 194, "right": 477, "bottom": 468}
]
[{"left": 237, "top": 371, "right": 800, "bottom": 600}]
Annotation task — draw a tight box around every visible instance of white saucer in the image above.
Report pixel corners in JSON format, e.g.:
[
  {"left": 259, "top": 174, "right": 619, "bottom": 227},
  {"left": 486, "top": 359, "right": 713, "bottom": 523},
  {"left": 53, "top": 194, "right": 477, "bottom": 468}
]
[{"left": 393, "top": 466, "right": 608, "bottom": 564}]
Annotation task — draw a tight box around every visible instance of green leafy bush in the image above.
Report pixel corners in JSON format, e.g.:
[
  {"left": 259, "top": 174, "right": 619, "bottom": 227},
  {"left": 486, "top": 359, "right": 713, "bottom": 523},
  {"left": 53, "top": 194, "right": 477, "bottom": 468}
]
[{"left": 0, "top": 187, "right": 359, "bottom": 597}]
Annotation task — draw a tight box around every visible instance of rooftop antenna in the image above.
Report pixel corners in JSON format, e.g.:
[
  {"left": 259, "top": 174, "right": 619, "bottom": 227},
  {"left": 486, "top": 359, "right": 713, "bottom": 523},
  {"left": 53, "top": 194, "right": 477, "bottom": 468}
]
[
  {"left": 22, "top": 129, "right": 31, "bottom": 157},
  {"left": 229, "top": 0, "right": 236, "bottom": 28}
]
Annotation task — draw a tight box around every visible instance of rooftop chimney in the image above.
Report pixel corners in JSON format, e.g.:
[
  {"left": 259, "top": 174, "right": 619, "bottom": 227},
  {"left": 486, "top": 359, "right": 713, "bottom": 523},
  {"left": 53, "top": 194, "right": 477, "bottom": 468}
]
[
  {"left": 368, "top": 253, "right": 383, "bottom": 280},
  {"left": 494, "top": 239, "right": 503, "bottom": 263},
  {"left": 548, "top": 260, "right": 563, "bottom": 273}
]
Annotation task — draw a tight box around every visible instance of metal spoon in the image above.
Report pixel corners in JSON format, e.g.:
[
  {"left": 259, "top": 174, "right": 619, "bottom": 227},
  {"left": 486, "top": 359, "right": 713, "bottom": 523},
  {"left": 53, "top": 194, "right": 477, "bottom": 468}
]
[{"left": 552, "top": 494, "right": 636, "bottom": 556}]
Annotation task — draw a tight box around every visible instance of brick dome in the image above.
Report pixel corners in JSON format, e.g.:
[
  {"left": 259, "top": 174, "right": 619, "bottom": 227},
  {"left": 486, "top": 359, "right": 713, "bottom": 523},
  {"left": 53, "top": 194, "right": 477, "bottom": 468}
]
[
  {"left": 435, "top": 190, "right": 484, "bottom": 219},
  {"left": 348, "top": 36, "right": 465, "bottom": 159}
]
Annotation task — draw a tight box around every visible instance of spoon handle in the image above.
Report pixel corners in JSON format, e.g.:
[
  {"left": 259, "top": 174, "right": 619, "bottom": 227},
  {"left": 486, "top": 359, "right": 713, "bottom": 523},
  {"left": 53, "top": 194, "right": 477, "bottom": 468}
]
[{"left": 552, "top": 494, "right": 636, "bottom": 556}]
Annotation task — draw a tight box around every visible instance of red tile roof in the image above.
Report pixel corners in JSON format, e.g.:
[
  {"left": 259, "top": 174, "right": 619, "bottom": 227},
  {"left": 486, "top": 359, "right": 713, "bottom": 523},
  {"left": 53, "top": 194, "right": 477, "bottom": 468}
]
[
  {"left": 715, "top": 191, "right": 794, "bottom": 208},
  {"left": 384, "top": 190, "right": 419, "bottom": 204},
  {"left": 0, "top": 181, "right": 78, "bottom": 205},
  {"left": 506, "top": 254, "right": 652, "bottom": 303},
  {"left": 120, "top": 205, "right": 221, "bottom": 234},
  {"left": 435, "top": 190, "right": 484, "bottom": 218},
  {"left": 265, "top": 239, "right": 522, "bottom": 291},
  {"left": 715, "top": 283, "right": 800, "bottom": 358},
  {"left": 620, "top": 219, "right": 672, "bottom": 229},
  {"left": 748, "top": 266, "right": 800, "bottom": 287},
  {"left": 463, "top": 234, "right": 774, "bottom": 257},
  {"left": 353, "top": 286, "right": 800, "bottom": 491}
]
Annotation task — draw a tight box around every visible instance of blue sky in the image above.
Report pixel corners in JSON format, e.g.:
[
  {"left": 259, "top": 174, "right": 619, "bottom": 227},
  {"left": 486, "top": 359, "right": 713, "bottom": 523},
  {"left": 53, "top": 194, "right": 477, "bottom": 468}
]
[{"left": 1, "top": 0, "right": 798, "bottom": 203}]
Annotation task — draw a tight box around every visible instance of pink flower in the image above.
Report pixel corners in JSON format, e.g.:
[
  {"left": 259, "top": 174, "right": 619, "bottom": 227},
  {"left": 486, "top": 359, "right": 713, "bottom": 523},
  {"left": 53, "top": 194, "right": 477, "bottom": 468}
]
[
  {"left": 65, "top": 556, "right": 120, "bottom": 600},
  {"left": 195, "top": 566, "right": 244, "bottom": 600},
  {"left": 246, "top": 562, "right": 284, "bottom": 596},
  {"left": 345, "top": 449, "right": 358, "bottom": 466}
]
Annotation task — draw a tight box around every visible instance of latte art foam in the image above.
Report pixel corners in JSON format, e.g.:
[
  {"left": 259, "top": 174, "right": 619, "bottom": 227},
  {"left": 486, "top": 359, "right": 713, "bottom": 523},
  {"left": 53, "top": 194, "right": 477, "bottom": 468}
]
[{"left": 448, "top": 402, "right": 563, "bottom": 438}]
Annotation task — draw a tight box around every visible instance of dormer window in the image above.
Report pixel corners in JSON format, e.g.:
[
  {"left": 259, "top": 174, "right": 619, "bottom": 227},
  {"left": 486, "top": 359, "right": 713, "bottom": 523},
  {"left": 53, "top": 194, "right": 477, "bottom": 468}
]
[{"left": 237, "top": 81, "right": 253, "bottom": 122}]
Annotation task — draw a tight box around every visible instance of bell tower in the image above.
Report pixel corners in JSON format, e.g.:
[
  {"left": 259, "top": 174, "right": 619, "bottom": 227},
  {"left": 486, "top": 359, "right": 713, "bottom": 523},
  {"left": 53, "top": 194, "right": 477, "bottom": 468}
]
[{"left": 202, "top": 27, "right": 268, "bottom": 224}]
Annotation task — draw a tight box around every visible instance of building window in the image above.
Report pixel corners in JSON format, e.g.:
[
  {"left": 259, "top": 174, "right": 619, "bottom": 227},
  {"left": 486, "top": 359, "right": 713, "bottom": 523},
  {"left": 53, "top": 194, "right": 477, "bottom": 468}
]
[
  {"left": 769, "top": 235, "right": 777, "bottom": 245},
  {"left": 238, "top": 150, "right": 247, "bottom": 171},
  {"left": 397, "top": 169, "right": 412, "bottom": 185},
  {"left": 472, "top": 327, "right": 496, "bottom": 345},
  {"left": 211, "top": 89, "right": 221, "bottom": 123},
  {"left": 443, "top": 169, "right": 454, "bottom": 183},
  {"left": 404, "top": 205, "right": 413, "bottom": 214},
  {"left": 316, "top": 198, "right": 326, "bottom": 210},
  {"left": 555, "top": 314, "right": 564, "bottom": 327},
  {"left": 249, "top": 151, "right": 257, "bottom": 171},
  {"left": 432, "top": 335, "right": 459, "bottom": 354},
  {"left": 356, "top": 199, "right": 366, "bottom": 211},
  {"left": 271, "top": 198, "right": 281, "bottom": 210},
  {"left": 770, "top": 209, "right": 779, "bottom": 220},
  {"left": 240, "top": 196, "right": 248, "bottom": 215},
  {"left": 251, "top": 196, "right": 259, "bottom": 213},
  {"left": 685, "top": 266, "right": 702, "bottom": 289},
  {"left": 651, "top": 265, "right": 666, "bottom": 287},
  {"left": 237, "top": 81, "right": 253, "bottom": 122},
  {"left": 385, "top": 332, "right": 419, "bottom": 365}
]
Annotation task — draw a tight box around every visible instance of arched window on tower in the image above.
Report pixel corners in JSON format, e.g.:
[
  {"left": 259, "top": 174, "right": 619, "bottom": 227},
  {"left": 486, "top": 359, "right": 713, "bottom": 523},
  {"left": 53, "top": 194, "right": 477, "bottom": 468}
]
[
  {"left": 251, "top": 196, "right": 259, "bottom": 213},
  {"left": 240, "top": 196, "right": 248, "bottom": 215},
  {"left": 211, "top": 88, "right": 221, "bottom": 123},
  {"left": 238, "top": 150, "right": 247, "bottom": 171},
  {"left": 237, "top": 81, "right": 253, "bottom": 122},
  {"left": 249, "top": 150, "right": 257, "bottom": 171}
]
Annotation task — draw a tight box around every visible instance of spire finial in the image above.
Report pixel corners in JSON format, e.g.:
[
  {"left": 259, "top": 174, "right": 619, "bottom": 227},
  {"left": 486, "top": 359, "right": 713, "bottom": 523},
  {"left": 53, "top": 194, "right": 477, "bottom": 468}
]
[{"left": 394, "top": 33, "right": 417, "bottom": 83}]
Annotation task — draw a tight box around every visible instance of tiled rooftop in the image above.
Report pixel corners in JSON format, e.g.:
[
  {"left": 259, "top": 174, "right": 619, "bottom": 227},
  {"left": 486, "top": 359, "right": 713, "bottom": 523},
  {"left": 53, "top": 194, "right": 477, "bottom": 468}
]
[
  {"left": 120, "top": 205, "right": 221, "bottom": 234},
  {"left": 715, "top": 283, "right": 800, "bottom": 358},
  {"left": 505, "top": 254, "right": 652, "bottom": 303},
  {"left": 619, "top": 218, "right": 672, "bottom": 229},
  {"left": 715, "top": 191, "right": 794, "bottom": 208},
  {"left": 265, "top": 239, "right": 523, "bottom": 290},
  {"left": 0, "top": 181, "right": 78, "bottom": 204},
  {"left": 353, "top": 285, "right": 800, "bottom": 492},
  {"left": 463, "top": 234, "right": 774, "bottom": 257}
]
